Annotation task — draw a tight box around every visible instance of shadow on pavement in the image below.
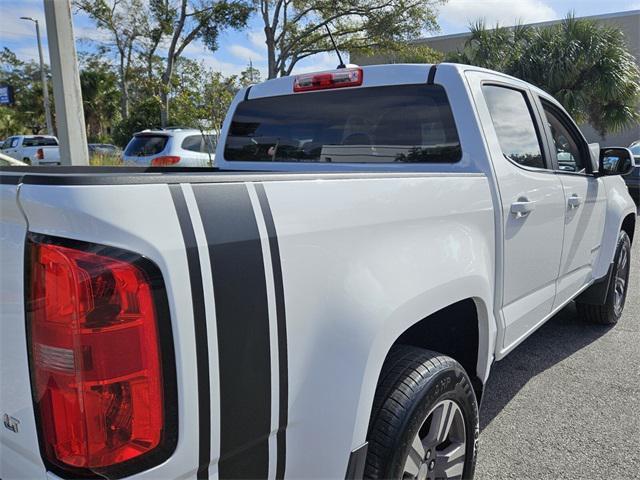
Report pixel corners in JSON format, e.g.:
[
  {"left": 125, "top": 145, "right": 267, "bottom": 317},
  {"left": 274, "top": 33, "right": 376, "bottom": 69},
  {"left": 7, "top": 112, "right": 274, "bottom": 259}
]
[{"left": 479, "top": 302, "right": 613, "bottom": 431}]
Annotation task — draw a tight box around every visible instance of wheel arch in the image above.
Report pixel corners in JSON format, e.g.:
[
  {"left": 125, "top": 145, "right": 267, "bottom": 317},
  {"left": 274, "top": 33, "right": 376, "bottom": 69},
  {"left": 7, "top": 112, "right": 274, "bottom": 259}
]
[
  {"left": 593, "top": 178, "right": 637, "bottom": 280},
  {"left": 350, "top": 289, "right": 496, "bottom": 455},
  {"left": 621, "top": 213, "right": 635, "bottom": 244}
]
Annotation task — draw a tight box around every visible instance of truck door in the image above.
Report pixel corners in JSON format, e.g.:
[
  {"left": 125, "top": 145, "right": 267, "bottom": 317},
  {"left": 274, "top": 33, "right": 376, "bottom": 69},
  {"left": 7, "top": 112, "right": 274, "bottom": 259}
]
[
  {"left": 3, "top": 137, "right": 19, "bottom": 159},
  {"left": 536, "top": 99, "right": 607, "bottom": 308},
  {"left": 469, "top": 77, "right": 566, "bottom": 352}
]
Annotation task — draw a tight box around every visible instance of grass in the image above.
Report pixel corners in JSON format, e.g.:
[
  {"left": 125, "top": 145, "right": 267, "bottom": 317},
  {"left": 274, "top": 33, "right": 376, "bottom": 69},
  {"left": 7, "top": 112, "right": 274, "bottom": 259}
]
[{"left": 89, "top": 152, "right": 125, "bottom": 166}]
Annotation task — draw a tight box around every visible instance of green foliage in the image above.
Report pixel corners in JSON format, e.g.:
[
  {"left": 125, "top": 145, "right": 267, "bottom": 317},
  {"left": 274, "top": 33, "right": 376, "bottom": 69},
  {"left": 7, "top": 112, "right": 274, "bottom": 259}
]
[
  {"left": 447, "top": 15, "right": 640, "bottom": 136},
  {"left": 80, "top": 55, "right": 121, "bottom": 141},
  {"left": 258, "top": 0, "right": 445, "bottom": 78},
  {"left": 112, "top": 97, "right": 162, "bottom": 146},
  {"left": 355, "top": 41, "right": 444, "bottom": 64},
  {"left": 0, "top": 106, "right": 27, "bottom": 138},
  {"left": 0, "top": 47, "right": 53, "bottom": 134}
]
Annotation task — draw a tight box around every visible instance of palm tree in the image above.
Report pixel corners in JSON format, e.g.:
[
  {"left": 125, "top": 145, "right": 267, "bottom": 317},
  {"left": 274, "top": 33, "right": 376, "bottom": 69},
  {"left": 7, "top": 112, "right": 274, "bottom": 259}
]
[
  {"left": 448, "top": 15, "right": 640, "bottom": 136},
  {"left": 80, "top": 66, "right": 121, "bottom": 141}
]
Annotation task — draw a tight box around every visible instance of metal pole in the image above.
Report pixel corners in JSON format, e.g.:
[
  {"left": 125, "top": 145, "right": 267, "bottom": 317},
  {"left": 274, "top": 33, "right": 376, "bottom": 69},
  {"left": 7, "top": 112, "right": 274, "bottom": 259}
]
[
  {"left": 34, "top": 20, "right": 54, "bottom": 136},
  {"left": 20, "top": 17, "right": 54, "bottom": 136},
  {"left": 43, "top": 0, "right": 89, "bottom": 166}
]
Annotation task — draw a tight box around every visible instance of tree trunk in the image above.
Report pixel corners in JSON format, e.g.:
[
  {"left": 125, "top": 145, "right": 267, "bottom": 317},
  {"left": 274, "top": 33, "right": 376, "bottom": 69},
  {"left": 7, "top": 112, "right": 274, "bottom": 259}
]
[
  {"left": 119, "top": 57, "right": 129, "bottom": 120},
  {"left": 265, "top": 26, "right": 277, "bottom": 79},
  {"left": 160, "top": 85, "right": 169, "bottom": 128}
]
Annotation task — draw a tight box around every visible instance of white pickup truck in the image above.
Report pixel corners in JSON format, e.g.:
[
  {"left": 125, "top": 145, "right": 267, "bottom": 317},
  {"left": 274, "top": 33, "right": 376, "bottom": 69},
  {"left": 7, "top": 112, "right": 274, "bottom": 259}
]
[
  {"left": 1, "top": 135, "right": 61, "bottom": 166},
  {"left": 0, "top": 63, "right": 636, "bottom": 480}
]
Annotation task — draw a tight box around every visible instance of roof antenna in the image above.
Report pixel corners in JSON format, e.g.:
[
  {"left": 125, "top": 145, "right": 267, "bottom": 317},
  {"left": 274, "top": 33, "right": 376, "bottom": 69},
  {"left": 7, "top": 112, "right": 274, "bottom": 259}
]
[{"left": 325, "top": 24, "right": 346, "bottom": 69}]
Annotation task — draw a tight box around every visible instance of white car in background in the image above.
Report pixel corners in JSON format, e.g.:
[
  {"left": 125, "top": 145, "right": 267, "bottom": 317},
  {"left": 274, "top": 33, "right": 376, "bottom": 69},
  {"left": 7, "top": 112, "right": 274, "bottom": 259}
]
[
  {"left": 122, "top": 128, "right": 216, "bottom": 166},
  {"left": 1, "top": 135, "right": 61, "bottom": 165}
]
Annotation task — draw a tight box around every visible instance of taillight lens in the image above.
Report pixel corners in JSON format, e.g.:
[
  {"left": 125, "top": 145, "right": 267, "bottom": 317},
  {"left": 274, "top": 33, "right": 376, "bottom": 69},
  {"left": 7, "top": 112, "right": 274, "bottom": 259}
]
[
  {"left": 26, "top": 235, "right": 176, "bottom": 477},
  {"left": 151, "top": 156, "right": 180, "bottom": 166},
  {"left": 293, "top": 67, "right": 363, "bottom": 92}
]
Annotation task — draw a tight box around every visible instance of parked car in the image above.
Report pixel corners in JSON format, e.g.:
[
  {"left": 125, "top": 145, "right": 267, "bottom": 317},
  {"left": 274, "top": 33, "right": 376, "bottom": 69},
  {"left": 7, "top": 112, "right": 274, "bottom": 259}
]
[
  {"left": 0, "top": 64, "right": 636, "bottom": 480},
  {"left": 88, "top": 143, "right": 120, "bottom": 156},
  {"left": 122, "top": 128, "right": 216, "bottom": 166},
  {"left": 0, "top": 135, "right": 61, "bottom": 165},
  {"left": 0, "top": 152, "right": 28, "bottom": 166},
  {"left": 625, "top": 140, "right": 640, "bottom": 204}
]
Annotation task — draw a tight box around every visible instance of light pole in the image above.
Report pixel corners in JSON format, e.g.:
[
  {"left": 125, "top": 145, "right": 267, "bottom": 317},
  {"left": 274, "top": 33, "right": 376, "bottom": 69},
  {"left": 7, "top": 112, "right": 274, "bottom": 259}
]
[{"left": 20, "top": 16, "right": 54, "bottom": 136}]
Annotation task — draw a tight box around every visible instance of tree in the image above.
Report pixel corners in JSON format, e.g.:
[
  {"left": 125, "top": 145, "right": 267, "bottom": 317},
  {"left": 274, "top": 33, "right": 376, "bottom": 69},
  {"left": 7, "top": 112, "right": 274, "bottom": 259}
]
[
  {"left": 0, "top": 48, "right": 54, "bottom": 134},
  {"left": 79, "top": 56, "right": 121, "bottom": 141},
  {"left": 448, "top": 15, "right": 640, "bottom": 136},
  {"left": 256, "top": 0, "right": 443, "bottom": 79},
  {"left": 205, "top": 71, "right": 240, "bottom": 134},
  {"left": 75, "top": 0, "right": 148, "bottom": 120},
  {"left": 240, "top": 60, "right": 261, "bottom": 86},
  {"left": 355, "top": 41, "right": 443, "bottom": 64},
  {"left": 146, "top": 0, "right": 251, "bottom": 126}
]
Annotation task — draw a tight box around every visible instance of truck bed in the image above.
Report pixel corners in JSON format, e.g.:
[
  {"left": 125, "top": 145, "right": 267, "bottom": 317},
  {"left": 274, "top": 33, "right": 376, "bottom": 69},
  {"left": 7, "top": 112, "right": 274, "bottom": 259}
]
[{"left": 1, "top": 169, "right": 494, "bottom": 479}]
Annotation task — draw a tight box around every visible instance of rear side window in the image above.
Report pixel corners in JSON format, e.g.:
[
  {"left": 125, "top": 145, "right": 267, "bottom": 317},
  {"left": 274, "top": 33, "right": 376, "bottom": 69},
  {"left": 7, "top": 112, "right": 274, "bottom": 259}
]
[
  {"left": 22, "top": 137, "right": 58, "bottom": 147},
  {"left": 483, "top": 85, "right": 545, "bottom": 169},
  {"left": 125, "top": 135, "right": 168, "bottom": 156},
  {"left": 181, "top": 135, "right": 216, "bottom": 153},
  {"left": 224, "top": 84, "right": 461, "bottom": 163}
]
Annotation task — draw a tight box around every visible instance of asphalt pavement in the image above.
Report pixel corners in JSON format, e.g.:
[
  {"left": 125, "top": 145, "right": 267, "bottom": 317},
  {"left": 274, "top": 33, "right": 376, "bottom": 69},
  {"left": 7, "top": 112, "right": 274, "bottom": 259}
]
[{"left": 476, "top": 222, "right": 640, "bottom": 480}]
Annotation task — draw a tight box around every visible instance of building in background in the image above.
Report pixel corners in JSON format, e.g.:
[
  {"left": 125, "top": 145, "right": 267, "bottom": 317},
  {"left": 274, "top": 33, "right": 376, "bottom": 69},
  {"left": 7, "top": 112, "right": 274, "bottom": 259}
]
[{"left": 353, "top": 10, "right": 640, "bottom": 147}]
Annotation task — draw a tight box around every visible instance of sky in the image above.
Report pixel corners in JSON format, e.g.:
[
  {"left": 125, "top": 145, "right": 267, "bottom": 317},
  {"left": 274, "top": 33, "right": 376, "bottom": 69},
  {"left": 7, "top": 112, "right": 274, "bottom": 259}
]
[{"left": 1, "top": 0, "right": 639, "bottom": 79}]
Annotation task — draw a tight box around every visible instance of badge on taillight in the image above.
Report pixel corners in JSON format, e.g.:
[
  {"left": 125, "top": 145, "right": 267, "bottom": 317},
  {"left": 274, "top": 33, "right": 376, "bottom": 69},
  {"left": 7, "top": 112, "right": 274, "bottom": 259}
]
[
  {"left": 293, "top": 67, "right": 363, "bottom": 92},
  {"left": 26, "top": 235, "right": 177, "bottom": 477}
]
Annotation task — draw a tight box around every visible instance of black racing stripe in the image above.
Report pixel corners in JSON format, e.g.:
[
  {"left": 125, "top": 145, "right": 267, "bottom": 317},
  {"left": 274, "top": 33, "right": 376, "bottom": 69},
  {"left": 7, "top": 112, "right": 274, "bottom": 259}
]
[
  {"left": 255, "top": 183, "right": 289, "bottom": 479},
  {"left": 193, "top": 183, "right": 271, "bottom": 478},
  {"left": 169, "top": 185, "right": 211, "bottom": 480}
]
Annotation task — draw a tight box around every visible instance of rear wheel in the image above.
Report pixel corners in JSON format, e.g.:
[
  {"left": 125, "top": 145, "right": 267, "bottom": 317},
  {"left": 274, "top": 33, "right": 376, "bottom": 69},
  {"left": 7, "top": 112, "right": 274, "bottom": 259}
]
[
  {"left": 577, "top": 230, "right": 631, "bottom": 325},
  {"left": 365, "top": 346, "right": 479, "bottom": 480}
]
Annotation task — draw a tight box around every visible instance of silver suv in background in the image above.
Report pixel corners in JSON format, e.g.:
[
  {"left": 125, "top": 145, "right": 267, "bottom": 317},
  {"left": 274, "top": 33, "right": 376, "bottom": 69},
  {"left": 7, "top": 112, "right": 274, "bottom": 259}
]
[{"left": 122, "top": 128, "right": 216, "bottom": 166}]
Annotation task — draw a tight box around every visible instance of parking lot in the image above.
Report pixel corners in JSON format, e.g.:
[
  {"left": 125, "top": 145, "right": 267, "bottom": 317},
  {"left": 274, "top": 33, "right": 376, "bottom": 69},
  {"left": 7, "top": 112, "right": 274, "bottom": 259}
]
[{"left": 477, "top": 222, "right": 640, "bottom": 479}]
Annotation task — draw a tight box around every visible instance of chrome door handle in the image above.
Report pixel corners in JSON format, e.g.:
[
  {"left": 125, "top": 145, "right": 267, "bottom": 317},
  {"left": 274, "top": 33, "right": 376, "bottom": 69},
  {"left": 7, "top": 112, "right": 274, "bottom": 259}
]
[
  {"left": 511, "top": 197, "right": 536, "bottom": 218},
  {"left": 567, "top": 194, "right": 582, "bottom": 209}
]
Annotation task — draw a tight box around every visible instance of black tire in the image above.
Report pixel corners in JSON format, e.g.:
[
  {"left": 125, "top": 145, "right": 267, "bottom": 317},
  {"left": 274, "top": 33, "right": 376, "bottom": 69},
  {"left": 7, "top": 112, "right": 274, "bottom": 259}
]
[
  {"left": 577, "top": 230, "right": 631, "bottom": 325},
  {"left": 364, "top": 346, "right": 479, "bottom": 480}
]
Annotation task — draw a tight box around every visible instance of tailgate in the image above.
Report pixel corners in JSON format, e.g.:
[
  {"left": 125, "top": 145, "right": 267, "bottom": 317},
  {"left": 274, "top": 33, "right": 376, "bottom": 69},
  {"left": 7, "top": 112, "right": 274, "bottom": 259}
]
[
  {"left": 0, "top": 179, "right": 200, "bottom": 479},
  {"left": 0, "top": 179, "right": 45, "bottom": 479}
]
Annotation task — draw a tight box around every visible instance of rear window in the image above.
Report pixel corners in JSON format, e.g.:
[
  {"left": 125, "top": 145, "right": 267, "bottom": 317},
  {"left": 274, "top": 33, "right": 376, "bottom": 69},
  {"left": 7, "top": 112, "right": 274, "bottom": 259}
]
[
  {"left": 181, "top": 135, "right": 216, "bottom": 153},
  {"left": 22, "top": 137, "right": 58, "bottom": 147},
  {"left": 224, "top": 84, "right": 461, "bottom": 163},
  {"left": 125, "top": 135, "right": 168, "bottom": 156}
]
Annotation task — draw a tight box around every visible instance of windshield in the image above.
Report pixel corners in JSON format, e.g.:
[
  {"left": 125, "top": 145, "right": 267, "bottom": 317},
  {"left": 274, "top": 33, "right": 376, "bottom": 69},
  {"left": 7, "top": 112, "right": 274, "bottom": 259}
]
[
  {"left": 224, "top": 84, "right": 461, "bottom": 164},
  {"left": 125, "top": 135, "right": 169, "bottom": 156},
  {"left": 630, "top": 144, "right": 640, "bottom": 156},
  {"left": 22, "top": 137, "right": 58, "bottom": 147}
]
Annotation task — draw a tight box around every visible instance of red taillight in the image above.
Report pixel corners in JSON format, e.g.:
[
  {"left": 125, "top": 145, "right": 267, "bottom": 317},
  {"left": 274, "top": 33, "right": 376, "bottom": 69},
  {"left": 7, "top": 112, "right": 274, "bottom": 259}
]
[
  {"left": 26, "top": 236, "right": 176, "bottom": 476},
  {"left": 36, "top": 148, "right": 44, "bottom": 160},
  {"left": 293, "top": 67, "right": 363, "bottom": 92},
  {"left": 151, "top": 155, "right": 180, "bottom": 166}
]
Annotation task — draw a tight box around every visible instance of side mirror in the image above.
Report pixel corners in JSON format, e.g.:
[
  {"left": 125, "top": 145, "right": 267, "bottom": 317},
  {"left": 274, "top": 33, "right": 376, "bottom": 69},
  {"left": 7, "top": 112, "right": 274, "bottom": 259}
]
[
  {"left": 588, "top": 143, "right": 600, "bottom": 174},
  {"left": 599, "top": 147, "right": 635, "bottom": 176}
]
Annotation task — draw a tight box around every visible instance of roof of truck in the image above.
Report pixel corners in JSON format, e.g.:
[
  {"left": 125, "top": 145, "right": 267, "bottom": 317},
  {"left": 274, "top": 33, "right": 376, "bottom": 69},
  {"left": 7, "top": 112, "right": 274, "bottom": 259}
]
[{"left": 245, "top": 62, "right": 552, "bottom": 101}]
